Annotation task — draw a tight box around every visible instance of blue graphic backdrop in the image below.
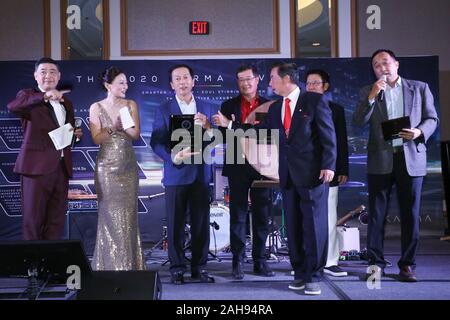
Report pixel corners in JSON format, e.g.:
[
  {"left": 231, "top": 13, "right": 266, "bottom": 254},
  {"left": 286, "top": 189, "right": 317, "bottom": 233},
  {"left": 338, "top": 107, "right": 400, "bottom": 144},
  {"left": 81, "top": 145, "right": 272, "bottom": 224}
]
[{"left": 0, "top": 57, "right": 442, "bottom": 241}]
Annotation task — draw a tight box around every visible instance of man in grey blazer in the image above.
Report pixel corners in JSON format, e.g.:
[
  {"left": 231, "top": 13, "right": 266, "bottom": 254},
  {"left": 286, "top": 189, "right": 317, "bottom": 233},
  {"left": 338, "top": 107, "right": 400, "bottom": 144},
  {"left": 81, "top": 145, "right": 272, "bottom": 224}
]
[{"left": 353, "top": 49, "right": 438, "bottom": 282}]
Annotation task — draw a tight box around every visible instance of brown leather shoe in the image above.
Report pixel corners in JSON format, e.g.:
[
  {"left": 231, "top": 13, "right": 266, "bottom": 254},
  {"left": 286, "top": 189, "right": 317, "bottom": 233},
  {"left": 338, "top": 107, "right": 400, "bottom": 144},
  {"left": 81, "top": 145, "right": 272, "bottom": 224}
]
[{"left": 398, "top": 266, "right": 417, "bottom": 282}]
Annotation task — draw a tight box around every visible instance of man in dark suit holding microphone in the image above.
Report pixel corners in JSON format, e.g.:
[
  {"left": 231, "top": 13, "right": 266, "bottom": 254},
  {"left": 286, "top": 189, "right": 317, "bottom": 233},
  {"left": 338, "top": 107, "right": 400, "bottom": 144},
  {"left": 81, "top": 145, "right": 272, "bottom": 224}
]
[
  {"left": 214, "top": 62, "right": 336, "bottom": 295},
  {"left": 7, "top": 57, "right": 82, "bottom": 240}
]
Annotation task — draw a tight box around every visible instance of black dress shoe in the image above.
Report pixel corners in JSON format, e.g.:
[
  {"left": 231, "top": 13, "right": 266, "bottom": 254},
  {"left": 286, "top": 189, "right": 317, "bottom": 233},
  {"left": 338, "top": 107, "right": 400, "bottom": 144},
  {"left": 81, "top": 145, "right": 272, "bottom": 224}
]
[
  {"left": 232, "top": 261, "right": 244, "bottom": 280},
  {"left": 191, "top": 270, "right": 215, "bottom": 283},
  {"left": 253, "top": 262, "right": 275, "bottom": 277},
  {"left": 171, "top": 271, "right": 184, "bottom": 285},
  {"left": 398, "top": 266, "right": 417, "bottom": 282}
]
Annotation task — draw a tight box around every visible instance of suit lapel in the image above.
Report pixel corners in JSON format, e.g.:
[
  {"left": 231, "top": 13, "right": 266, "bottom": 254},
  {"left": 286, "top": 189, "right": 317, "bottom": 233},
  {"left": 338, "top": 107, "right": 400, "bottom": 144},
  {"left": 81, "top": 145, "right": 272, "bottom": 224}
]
[
  {"left": 402, "top": 79, "right": 414, "bottom": 117},
  {"left": 377, "top": 98, "right": 389, "bottom": 121},
  {"left": 272, "top": 101, "right": 286, "bottom": 145},
  {"left": 61, "top": 101, "right": 70, "bottom": 124},
  {"left": 45, "top": 101, "right": 60, "bottom": 127},
  {"left": 271, "top": 99, "right": 284, "bottom": 134},
  {"left": 195, "top": 101, "right": 205, "bottom": 117},
  {"left": 287, "top": 95, "right": 304, "bottom": 140},
  {"left": 35, "top": 87, "right": 59, "bottom": 127},
  {"left": 170, "top": 99, "right": 182, "bottom": 115}
]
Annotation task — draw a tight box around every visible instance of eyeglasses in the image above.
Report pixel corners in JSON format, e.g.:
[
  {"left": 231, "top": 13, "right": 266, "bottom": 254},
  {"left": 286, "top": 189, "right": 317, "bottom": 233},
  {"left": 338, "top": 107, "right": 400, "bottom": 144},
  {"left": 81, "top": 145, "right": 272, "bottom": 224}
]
[
  {"left": 238, "top": 76, "right": 256, "bottom": 83},
  {"left": 306, "top": 81, "right": 323, "bottom": 86}
]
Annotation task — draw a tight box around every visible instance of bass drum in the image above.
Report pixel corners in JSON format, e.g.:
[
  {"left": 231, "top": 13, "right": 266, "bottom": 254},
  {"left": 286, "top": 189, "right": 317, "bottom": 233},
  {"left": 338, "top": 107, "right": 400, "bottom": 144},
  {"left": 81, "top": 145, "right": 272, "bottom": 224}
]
[{"left": 209, "top": 204, "right": 230, "bottom": 252}]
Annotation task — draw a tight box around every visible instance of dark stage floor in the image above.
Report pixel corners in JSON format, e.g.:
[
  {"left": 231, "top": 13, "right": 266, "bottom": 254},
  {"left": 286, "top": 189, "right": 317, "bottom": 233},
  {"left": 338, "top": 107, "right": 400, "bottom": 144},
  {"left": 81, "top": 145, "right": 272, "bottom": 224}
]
[
  {"left": 1, "top": 236, "right": 449, "bottom": 301},
  {"left": 144, "top": 236, "right": 450, "bottom": 300}
]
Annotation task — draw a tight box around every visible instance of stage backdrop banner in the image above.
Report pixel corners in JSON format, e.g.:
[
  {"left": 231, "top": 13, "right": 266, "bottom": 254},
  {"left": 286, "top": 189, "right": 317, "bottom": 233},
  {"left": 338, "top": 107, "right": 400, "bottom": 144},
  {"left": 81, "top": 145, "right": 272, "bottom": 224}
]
[{"left": 0, "top": 57, "right": 442, "bottom": 241}]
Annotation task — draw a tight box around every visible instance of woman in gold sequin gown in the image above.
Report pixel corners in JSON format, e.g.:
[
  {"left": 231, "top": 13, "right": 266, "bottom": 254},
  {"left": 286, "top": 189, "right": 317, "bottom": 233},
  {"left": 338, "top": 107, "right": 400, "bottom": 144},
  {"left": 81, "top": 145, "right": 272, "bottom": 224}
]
[{"left": 88, "top": 66, "right": 145, "bottom": 270}]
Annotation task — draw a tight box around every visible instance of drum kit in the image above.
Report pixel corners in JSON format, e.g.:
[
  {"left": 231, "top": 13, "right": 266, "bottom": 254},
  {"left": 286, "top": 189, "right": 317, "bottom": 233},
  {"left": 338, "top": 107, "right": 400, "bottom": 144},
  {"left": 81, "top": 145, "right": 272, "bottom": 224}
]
[
  {"left": 150, "top": 193, "right": 283, "bottom": 261},
  {"left": 208, "top": 203, "right": 230, "bottom": 253}
]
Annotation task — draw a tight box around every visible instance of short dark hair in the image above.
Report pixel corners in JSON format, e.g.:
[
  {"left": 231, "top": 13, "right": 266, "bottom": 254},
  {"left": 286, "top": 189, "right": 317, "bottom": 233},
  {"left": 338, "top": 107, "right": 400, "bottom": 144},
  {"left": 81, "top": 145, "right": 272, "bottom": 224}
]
[
  {"left": 99, "top": 66, "right": 124, "bottom": 91},
  {"left": 306, "top": 69, "right": 330, "bottom": 85},
  {"left": 371, "top": 49, "right": 397, "bottom": 62},
  {"left": 35, "top": 57, "right": 59, "bottom": 71},
  {"left": 270, "top": 61, "right": 299, "bottom": 85},
  {"left": 236, "top": 64, "right": 259, "bottom": 78},
  {"left": 169, "top": 64, "right": 194, "bottom": 80}
]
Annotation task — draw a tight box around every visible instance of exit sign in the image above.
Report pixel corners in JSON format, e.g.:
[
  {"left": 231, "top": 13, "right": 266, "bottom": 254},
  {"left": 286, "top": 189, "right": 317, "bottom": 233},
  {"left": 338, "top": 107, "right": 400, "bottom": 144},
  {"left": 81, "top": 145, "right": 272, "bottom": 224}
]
[{"left": 189, "top": 21, "right": 210, "bottom": 35}]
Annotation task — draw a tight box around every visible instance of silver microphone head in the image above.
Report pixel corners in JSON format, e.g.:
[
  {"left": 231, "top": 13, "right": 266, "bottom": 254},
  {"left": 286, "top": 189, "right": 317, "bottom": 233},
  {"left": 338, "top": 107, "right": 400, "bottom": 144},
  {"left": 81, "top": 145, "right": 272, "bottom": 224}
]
[
  {"left": 74, "top": 118, "right": 82, "bottom": 143},
  {"left": 74, "top": 118, "right": 82, "bottom": 128}
]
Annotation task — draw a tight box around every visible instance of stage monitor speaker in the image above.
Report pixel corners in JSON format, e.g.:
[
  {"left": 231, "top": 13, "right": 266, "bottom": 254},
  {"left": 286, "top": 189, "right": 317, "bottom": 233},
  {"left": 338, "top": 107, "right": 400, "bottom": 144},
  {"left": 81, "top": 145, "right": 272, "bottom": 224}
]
[
  {"left": 0, "top": 240, "right": 92, "bottom": 301},
  {"left": 441, "top": 141, "right": 450, "bottom": 232},
  {"left": 68, "top": 211, "right": 98, "bottom": 256},
  {"left": 77, "top": 271, "right": 161, "bottom": 300},
  {"left": 0, "top": 240, "right": 91, "bottom": 280}
]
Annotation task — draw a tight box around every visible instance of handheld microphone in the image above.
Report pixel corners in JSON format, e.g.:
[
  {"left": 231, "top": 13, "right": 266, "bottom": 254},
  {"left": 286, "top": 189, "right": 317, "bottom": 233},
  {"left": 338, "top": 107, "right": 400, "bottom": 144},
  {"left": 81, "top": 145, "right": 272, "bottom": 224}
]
[
  {"left": 210, "top": 221, "right": 220, "bottom": 230},
  {"left": 71, "top": 118, "right": 82, "bottom": 148},
  {"left": 379, "top": 74, "right": 387, "bottom": 102}
]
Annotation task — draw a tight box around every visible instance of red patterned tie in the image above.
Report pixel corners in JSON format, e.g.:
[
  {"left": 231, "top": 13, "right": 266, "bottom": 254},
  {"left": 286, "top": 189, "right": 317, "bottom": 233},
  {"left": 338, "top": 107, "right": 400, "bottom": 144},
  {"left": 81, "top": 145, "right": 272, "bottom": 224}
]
[{"left": 284, "top": 97, "right": 292, "bottom": 136}]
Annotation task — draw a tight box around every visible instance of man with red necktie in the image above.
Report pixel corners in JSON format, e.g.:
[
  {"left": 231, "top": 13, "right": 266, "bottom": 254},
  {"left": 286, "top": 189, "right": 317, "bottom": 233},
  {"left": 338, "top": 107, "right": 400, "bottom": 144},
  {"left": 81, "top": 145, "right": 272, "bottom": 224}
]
[{"left": 214, "top": 62, "right": 336, "bottom": 295}]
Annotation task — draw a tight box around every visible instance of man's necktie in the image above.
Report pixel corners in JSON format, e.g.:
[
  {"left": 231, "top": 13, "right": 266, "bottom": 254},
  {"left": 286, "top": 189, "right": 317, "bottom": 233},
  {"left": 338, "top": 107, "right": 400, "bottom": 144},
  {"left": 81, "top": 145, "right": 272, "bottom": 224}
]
[{"left": 284, "top": 97, "right": 292, "bottom": 136}]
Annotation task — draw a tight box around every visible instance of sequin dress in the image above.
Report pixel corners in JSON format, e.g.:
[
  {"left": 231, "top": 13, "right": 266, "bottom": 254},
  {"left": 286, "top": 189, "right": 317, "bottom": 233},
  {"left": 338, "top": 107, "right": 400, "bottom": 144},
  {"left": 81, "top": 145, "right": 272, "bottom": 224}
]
[{"left": 91, "top": 103, "right": 145, "bottom": 270}]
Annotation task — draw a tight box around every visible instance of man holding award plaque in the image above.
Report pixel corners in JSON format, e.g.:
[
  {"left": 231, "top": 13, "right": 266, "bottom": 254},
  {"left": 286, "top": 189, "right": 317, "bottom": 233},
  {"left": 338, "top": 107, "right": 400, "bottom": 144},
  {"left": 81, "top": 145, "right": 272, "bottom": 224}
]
[
  {"left": 150, "top": 64, "right": 217, "bottom": 285},
  {"left": 352, "top": 49, "right": 439, "bottom": 282}
]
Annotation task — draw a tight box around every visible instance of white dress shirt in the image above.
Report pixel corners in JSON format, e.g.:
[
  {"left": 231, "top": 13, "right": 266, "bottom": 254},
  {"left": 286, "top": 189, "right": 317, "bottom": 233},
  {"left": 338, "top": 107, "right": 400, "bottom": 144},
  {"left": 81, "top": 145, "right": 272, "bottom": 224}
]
[
  {"left": 40, "top": 87, "right": 66, "bottom": 156},
  {"left": 39, "top": 87, "right": 66, "bottom": 126},
  {"left": 175, "top": 95, "right": 197, "bottom": 115},
  {"left": 385, "top": 77, "right": 404, "bottom": 147}
]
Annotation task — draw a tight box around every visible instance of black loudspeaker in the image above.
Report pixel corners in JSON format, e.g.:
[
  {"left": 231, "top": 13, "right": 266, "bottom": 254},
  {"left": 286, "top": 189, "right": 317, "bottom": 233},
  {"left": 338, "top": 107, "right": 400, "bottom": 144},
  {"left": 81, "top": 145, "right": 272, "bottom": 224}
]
[
  {"left": 68, "top": 212, "right": 98, "bottom": 256},
  {"left": 441, "top": 141, "right": 450, "bottom": 233},
  {"left": 77, "top": 271, "right": 161, "bottom": 300},
  {"left": 0, "top": 240, "right": 92, "bottom": 299},
  {"left": 0, "top": 240, "right": 91, "bottom": 280}
]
